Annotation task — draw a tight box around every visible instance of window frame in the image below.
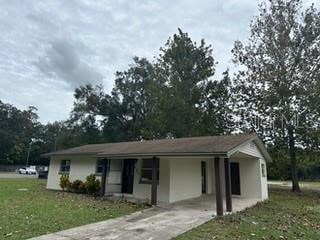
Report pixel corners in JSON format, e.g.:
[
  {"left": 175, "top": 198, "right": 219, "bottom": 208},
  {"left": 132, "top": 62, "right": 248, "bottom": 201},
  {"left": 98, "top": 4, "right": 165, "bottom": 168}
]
[
  {"left": 95, "top": 159, "right": 104, "bottom": 175},
  {"left": 59, "top": 160, "right": 71, "bottom": 174},
  {"left": 139, "top": 158, "right": 159, "bottom": 184}
]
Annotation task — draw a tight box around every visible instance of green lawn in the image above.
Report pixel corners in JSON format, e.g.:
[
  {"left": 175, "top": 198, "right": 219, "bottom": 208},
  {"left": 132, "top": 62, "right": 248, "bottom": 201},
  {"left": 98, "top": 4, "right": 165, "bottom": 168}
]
[
  {"left": 268, "top": 180, "right": 320, "bottom": 190},
  {"left": 0, "top": 179, "right": 146, "bottom": 239},
  {"left": 176, "top": 188, "right": 320, "bottom": 240}
]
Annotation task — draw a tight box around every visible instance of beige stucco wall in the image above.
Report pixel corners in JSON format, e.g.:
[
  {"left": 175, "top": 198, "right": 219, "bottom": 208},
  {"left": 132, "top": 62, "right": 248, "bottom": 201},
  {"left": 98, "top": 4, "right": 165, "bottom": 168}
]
[
  {"left": 208, "top": 157, "right": 266, "bottom": 199},
  {"left": 47, "top": 156, "right": 123, "bottom": 192},
  {"left": 47, "top": 157, "right": 61, "bottom": 190},
  {"left": 46, "top": 155, "right": 97, "bottom": 190},
  {"left": 208, "top": 141, "right": 269, "bottom": 200},
  {"left": 69, "top": 157, "right": 97, "bottom": 182},
  {"left": 169, "top": 157, "right": 202, "bottom": 203},
  {"left": 132, "top": 158, "right": 170, "bottom": 203},
  {"left": 230, "top": 141, "right": 268, "bottom": 200},
  {"left": 234, "top": 158, "right": 262, "bottom": 198}
]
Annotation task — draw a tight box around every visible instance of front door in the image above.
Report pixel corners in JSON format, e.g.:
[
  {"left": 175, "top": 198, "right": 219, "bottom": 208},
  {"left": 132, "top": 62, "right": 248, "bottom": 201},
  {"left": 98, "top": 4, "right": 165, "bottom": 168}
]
[
  {"left": 122, "top": 159, "right": 135, "bottom": 194},
  {"left": 201, "top": 161, "right": 207, "bottom": 194},
  {"left": 230, "top": 162, "right": 241, "bottom": 195}
]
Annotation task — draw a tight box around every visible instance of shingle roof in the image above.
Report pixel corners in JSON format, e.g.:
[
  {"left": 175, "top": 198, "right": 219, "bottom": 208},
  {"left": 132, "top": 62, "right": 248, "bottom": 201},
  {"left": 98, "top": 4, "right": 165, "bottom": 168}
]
[{"left": 42, "top": 134, "right": 259, "bottom": 158}]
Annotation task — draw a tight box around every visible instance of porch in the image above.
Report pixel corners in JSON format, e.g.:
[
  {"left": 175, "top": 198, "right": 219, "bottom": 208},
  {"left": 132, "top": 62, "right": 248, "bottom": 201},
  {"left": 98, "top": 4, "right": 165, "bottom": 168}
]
[
  {"left": 165, "top": 194, "right": 260, "bottom": 213},
  {"left": 99, "top": 154, "right": 266, "bottom": 216}
]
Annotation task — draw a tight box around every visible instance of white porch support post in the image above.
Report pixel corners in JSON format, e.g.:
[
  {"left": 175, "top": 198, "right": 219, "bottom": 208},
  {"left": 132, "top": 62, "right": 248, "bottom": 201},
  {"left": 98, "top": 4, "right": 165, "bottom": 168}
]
[{"left": 214, "top": 157, "right": 223, "bottom": 216}]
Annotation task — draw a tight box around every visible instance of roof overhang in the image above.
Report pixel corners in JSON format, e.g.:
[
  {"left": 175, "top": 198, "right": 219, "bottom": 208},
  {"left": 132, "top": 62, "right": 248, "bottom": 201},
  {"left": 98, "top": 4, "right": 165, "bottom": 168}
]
[
  {"left": 41, "top": 152, "right": 97, "bottom": 158},
  {"left": 227, "top": 135, "right": 272, "bottom": 162},
  {"left": 41, "top": 134, "right": 272, "bottom": 162},
  {"left": 96, "top": 152, "right": 228, "bottom": 159}
]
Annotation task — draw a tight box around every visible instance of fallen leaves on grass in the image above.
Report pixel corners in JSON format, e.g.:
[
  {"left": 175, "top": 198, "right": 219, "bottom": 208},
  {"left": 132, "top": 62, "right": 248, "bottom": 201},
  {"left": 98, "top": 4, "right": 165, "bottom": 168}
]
[{"left": 175, "top": 188, "right": 320, "bottom": 240}]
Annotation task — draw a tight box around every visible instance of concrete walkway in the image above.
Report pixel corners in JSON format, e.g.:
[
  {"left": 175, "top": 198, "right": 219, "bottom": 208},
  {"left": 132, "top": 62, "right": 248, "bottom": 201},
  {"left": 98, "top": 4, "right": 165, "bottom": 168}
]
[{"left": 31, "top": 195, "right": 259, "bottom": 240}]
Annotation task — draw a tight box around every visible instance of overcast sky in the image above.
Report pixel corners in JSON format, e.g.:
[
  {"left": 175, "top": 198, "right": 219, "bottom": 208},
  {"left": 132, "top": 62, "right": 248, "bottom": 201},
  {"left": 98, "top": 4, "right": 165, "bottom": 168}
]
[{"left": 0, "top": 0, "right": 317, "bottom": 123}]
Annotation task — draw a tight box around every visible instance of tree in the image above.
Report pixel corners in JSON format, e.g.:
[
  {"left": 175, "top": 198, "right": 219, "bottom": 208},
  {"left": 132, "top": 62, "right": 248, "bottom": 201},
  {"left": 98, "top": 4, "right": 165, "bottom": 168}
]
[
  {"left": 200, "top": 70, "right": 233, "bottom": 135},
  {"left": 0, "top": 101, "right": 43, "bottom": 165},
  {"left": 156, "top": 28, "right": 222, "bottom": 137},
  {"left": 112, "top": 57, "right": 156, "bottom": 140},
  {"left": 70, "top": 57, "right": 157, "bottom": 142},
  {"left": 69, "top": 29, "right": 233, "bottom": 144},
  {"left": 70, "top": 84, "right": 105, "bottom": 143},
  {"left": 39, "top": 121, "right": 82, "bottom": 151},
  {"left": 231, "top": 0, "right": 320, "bottom": 192}
]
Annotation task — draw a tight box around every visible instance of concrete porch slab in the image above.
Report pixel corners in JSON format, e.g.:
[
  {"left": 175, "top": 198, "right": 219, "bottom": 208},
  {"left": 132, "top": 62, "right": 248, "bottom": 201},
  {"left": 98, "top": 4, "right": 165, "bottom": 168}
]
[{"left": 30, "top": 195, "right": 260, "bottom": 240}]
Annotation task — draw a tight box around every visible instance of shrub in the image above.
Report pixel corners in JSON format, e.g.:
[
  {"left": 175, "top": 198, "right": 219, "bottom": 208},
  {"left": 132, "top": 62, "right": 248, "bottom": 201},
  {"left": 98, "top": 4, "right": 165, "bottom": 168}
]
[
  {"left": 59, "top": 175, "right": 70, "bottom": 191},
  {"left": 85, "top": 174, "right": 101, "bottom": 197},
  {"left": 79, "top": 181, "right": 87, "bottom": 193},
  {"left": 69, "top": 180, "right": 86, "bottom": 193}
]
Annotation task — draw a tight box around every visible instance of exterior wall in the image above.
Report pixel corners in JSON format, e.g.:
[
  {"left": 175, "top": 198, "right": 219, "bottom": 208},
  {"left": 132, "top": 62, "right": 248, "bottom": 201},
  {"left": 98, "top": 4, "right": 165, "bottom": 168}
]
[
  {"left": 259, "top": 158, "right": 268, "bottom": 200},
  {"left": 132, "top": 157, "right": 213, "bottom": 203},
  {"left": 69, "top": 157, "right": 96, "bottom": 182},
  {"left": 47, "top": 157, "right": 61, "bottom": 190},
  {"left": 229, "top": 141, "right": 268, "bottom": 200},
  {"left": 132, "top": 158, "right": 170, "bottom": 203},
  {"left": 46, "top": 138, "right": 269, "bottom": 204},
  {"left": 46, "top": 155, "right": 96, "bottom": 190},
  {"left": 47, "top": 156, "right": 124, "bottom": 193},
  {"left": 238, "top": 142, "right": 264, "bottom": 159},
  {"left": 169, "top": 157, "right": 202, "bottom": 203},
  {"left": 208, "top": 141, "right": 269, "bottom": 201},
  {"left": 209, "top": 157, "right": 267, "bottom": 200},
  {"left": 231, "top": 158, "right": 262, "bottom": 198}
]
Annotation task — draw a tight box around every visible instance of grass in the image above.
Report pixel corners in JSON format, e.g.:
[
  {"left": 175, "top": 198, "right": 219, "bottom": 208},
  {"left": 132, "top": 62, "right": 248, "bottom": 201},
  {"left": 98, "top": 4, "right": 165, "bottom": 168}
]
[
  {"left": 176, "top": 188, "right": 320, "bottom": 240},
  {"left": 0, "top": 179, "right": 146, "bottom": 239},
  {"left": 268, "top": 180, "right": 320, "bottom": 190}
]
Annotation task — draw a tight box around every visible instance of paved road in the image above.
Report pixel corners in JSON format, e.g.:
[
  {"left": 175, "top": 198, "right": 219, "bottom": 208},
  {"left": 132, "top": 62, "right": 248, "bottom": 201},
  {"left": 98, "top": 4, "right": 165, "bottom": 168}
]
[{"left": 0, "top": 172, "right": 38, "bottom": 179}]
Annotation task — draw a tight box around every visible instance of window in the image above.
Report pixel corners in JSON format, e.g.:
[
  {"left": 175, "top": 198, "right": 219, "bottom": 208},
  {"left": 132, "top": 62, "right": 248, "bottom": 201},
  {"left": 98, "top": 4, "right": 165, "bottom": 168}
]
[
  {"left": 261, "top": 163, "right": 266, "bottom": 177},
  {"left": 60, "top": 160, "right": 70, "bottom": 173},
  {"left": 96, "top": 159, "right": 104, "bottom": 174},
  {"left": 140, "top": 158, "right": 159, "bottom": 183}
]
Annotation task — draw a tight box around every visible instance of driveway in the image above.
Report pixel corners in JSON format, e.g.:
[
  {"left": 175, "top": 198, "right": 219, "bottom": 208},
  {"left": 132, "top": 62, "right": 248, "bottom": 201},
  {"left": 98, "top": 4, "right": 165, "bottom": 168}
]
[{"left": 31, "top": 195, "right": 259, "bottom": 240}]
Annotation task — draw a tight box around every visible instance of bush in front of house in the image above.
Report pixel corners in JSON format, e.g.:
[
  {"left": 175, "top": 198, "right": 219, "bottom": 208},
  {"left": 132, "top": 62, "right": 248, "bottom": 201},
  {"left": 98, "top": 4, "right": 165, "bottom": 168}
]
[
  {"left": 69, "top": 179, "right": 86, "bottom": 194},
  {"left": 59, "top": 174, "right": 100, "bottom": 197},
  {"left": 59, "top": 175, "right": 70, "bottom": 191},
  {"left": 85, "top": 174, "right": 101, "bottom": 197}
]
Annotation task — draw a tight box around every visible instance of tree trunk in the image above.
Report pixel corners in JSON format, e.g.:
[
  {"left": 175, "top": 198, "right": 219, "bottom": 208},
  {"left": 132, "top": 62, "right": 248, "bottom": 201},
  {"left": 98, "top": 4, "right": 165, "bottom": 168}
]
[{"left": 287, "top": 125, "right": 301, "bottom": 192}]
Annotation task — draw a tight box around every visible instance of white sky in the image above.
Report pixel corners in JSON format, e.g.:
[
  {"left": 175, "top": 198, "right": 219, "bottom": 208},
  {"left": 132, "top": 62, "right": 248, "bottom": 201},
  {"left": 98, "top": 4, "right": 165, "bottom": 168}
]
[{"left": 0, "top": 0, "right": 317, "bottom": 123}]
